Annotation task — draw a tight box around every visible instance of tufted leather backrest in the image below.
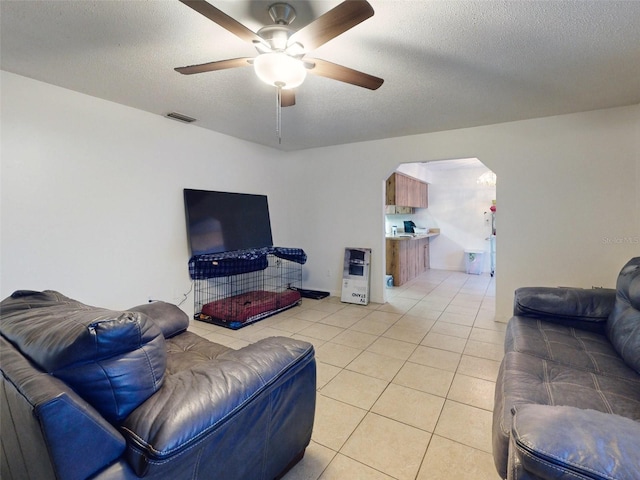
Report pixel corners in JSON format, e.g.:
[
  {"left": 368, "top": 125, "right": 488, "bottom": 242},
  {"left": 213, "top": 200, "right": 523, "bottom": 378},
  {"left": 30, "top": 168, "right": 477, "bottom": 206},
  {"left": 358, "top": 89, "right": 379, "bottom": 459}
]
[
  {"left": 606, "top": 257, "right": 640, "bottom": 373},
  {"left": 0, "top": 290, "right": 167, "bottom": 423}
]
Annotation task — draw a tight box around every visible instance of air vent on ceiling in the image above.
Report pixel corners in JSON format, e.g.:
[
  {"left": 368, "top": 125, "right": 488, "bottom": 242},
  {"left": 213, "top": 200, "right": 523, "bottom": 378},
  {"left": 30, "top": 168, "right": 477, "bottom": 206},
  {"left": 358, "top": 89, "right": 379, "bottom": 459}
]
[{"left": 165, "top": 112, "right": 196, "bottom": 123}]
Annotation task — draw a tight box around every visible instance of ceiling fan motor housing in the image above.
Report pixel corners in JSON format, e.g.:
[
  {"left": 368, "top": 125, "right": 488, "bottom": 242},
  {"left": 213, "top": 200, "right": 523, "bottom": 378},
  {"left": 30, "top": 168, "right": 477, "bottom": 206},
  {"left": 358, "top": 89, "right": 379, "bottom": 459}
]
[
  {"left": 256, "top": 25, "right": 295, "bottom": 52},
  {"left": 255, "top": 3, "right": 298, "bottom": 52},
  {"left": 268, "top": 3, "right": 296, "bottom": 25}
]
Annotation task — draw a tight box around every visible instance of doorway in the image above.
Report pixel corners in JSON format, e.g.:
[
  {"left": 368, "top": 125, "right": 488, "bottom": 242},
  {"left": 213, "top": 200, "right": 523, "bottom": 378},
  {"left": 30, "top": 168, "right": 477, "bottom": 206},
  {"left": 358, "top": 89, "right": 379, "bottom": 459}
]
[{"left": 383, "top": 158, "right": 497, "bottom": 299}]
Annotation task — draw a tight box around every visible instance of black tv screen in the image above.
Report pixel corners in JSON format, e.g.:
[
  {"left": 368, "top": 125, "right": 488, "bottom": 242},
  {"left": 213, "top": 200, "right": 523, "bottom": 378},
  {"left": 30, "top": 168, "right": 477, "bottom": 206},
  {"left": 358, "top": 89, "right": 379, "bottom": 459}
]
[{"left": 184, "top": 189, "right": 273, "bottom": 255}]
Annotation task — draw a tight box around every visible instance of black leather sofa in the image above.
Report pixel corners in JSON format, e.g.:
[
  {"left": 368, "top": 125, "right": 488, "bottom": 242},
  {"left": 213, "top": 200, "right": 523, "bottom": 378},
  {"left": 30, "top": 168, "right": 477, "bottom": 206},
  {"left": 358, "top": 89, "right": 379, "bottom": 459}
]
[
  {"left": 493, "top": 257, "right": 640, "bottom": 480},
  {"left": 0, "top": 290, "right": 316, "bottom": 480}
]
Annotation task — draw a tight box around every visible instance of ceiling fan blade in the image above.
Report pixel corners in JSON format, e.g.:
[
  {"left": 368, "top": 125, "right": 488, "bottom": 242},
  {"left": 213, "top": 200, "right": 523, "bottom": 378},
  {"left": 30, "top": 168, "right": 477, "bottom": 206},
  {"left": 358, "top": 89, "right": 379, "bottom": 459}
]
[
  {"left": 179, "top": 0, "right": 263, "bottom": 45},
  {"left": 305, "top": 58, "right": 383, "bottom": 90},
  {"left": 280, "top": 89, "right": 296, "bottom": 107},
  {"left": 288, "top": 0, "right": 374, "bottom": 52},
  {"left": 175, "top": 57, "right": 253, "bottom": 75}
]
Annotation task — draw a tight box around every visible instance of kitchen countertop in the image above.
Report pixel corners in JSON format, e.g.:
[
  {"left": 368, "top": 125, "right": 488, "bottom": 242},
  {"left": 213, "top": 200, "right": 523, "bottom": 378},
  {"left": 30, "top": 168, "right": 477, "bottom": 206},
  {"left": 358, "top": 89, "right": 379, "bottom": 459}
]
[{"left": 386, "top": 232, "right": 440, "bottom": 241}]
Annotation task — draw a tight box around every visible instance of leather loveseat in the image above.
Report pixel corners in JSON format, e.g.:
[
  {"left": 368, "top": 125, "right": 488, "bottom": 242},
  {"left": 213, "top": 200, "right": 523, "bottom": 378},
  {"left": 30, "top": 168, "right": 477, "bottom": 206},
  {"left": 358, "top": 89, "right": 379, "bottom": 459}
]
[
  {"left": 0, "top": 290, "right": 316, "bottom": 480},
  {"left": 492, "top": 257, "right": 640, "bottom": 480}
]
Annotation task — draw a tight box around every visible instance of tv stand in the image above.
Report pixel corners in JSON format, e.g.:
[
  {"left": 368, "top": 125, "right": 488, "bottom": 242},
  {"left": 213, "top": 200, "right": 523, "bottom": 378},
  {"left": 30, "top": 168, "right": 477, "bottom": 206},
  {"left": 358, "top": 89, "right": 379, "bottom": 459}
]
[{"left": 189, "top": 247, "right": 306, "bottom": 329}]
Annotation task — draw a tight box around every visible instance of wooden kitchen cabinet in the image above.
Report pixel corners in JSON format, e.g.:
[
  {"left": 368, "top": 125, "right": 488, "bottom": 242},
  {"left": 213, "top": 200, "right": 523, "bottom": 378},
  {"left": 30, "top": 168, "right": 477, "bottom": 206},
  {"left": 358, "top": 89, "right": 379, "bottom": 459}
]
[
  {"left": 386, "top": 237, "right": 431, "bottom": 286},
  {"left": 395, "top": 173, "right": 408, "bottom": 206},
  {"left": 418, "top": 181, "right": 428, "bottom": 208},
  {"left": 386, "top": 172, "right": 428, "bottom": 208},
  {"left": 386, "top": 240, "right": 406, "bottom": 286},
  {"left": 418, "top": 237, "right": 430, "bottom": 272},
  {"left": 406, "top": 240, "right": 417, "bottom": 282}
]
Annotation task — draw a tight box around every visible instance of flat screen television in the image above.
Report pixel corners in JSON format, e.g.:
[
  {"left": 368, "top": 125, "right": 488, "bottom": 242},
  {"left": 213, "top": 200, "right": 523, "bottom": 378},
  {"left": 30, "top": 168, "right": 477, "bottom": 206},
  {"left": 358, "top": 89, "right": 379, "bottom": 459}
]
[{"left": 184, "top": 189, "right": 273, "bottom": 256}]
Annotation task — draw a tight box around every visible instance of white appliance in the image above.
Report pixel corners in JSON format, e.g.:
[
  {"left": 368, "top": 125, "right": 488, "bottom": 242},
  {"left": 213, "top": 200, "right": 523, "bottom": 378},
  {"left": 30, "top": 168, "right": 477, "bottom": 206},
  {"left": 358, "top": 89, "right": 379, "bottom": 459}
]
[{"left": 341, "top": 248, "right": 371, "bottom": 305}]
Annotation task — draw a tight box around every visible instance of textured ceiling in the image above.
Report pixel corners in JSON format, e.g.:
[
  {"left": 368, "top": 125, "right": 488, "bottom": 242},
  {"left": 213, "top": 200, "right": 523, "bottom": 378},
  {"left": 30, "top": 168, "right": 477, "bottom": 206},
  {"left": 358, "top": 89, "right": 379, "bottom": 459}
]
[{"left": 2, "top": 1, "right": 639, "bottom": 151}]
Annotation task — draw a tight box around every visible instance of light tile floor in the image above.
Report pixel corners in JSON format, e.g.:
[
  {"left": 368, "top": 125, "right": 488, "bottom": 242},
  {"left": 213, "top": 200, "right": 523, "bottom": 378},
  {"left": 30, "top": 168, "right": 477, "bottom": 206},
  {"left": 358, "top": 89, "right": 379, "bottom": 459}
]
[{"left": 188, "top": 270, "right": 505, "bottom": 480}]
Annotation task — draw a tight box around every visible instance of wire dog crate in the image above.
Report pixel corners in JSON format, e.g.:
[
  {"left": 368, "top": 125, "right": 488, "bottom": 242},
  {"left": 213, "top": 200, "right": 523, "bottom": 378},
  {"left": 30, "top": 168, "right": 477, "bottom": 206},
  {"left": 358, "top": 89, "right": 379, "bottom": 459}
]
[{"left": 191, "top": 249, "right": 305, "bottom": 329}]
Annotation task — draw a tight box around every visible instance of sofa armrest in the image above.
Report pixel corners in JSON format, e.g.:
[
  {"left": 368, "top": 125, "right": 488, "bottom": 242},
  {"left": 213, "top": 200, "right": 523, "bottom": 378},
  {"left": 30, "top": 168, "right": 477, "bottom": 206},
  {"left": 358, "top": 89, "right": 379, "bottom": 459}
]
[
  {"left": 1, "top": 337, "right": 126, "bottom": 480},
  {"left": 121, "top": 336, "right": 316, "bottom": 478},
  {"left": 128, "top": 301, "right": 190, "bottom": 339},
  {"left": 513, "top": 287, "right": 615, "bottom": 332},
  {"left": 509, "top": 404, "right": 640, "bottom": 480}
]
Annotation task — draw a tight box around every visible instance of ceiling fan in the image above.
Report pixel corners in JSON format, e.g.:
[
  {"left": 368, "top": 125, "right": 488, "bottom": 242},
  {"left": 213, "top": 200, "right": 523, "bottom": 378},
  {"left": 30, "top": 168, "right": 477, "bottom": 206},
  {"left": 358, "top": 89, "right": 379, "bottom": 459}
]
[{"left": 175, "top": 0, "right": 384, "bottom": 108}]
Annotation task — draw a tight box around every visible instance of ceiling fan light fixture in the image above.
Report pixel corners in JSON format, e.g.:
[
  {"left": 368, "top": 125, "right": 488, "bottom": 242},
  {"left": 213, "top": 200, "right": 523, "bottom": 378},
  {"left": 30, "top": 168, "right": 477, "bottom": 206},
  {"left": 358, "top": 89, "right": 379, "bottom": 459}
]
[{"left": 253, "top": 52, "right": 306, "bottom": 89}]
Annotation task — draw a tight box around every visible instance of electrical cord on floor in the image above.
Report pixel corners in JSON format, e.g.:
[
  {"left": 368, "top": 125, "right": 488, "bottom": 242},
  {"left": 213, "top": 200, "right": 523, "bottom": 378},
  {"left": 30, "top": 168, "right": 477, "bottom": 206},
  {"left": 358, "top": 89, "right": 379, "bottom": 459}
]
[
  {"left": 176, "top": 282, "right": 193, "bottom": 307},
  {"left": 147, "top": 282, "right": 193, "bottom": 307}
]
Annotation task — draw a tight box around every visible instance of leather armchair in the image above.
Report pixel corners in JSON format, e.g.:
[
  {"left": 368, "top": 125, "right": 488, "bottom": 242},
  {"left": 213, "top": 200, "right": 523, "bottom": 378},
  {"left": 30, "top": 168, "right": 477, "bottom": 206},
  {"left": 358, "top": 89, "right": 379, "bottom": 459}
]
[{"left": 1, "top": 290, "right": 316, "bottom": 480}]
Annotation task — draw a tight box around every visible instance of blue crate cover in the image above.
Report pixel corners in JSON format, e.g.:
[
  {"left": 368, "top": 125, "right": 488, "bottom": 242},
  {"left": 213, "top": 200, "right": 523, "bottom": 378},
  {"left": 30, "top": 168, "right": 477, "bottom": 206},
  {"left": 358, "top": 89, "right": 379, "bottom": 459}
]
[{"left": 189, "top": 247, "right": 307, "bottom": 279}]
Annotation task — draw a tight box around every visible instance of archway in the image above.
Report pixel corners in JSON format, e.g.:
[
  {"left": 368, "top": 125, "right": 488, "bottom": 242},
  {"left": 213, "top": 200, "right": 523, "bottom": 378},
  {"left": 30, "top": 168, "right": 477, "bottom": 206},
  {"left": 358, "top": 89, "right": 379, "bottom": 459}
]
[{"left": 382, "top": 158, "right": 497, "bottom": 306}]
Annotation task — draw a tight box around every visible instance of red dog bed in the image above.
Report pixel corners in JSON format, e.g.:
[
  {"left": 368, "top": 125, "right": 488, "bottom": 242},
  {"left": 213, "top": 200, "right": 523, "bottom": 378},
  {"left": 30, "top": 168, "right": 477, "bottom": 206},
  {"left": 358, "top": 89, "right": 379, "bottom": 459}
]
[{"left": 201, "top": 289, "right": 301, "bottom": 325}]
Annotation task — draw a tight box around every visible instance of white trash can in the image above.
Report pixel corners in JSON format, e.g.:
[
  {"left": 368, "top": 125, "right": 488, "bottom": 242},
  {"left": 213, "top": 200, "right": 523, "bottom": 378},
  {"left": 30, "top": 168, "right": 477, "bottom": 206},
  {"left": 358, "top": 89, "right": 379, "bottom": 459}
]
[{"left": 465, "top": 250, "right": 484, "bottom": 275}]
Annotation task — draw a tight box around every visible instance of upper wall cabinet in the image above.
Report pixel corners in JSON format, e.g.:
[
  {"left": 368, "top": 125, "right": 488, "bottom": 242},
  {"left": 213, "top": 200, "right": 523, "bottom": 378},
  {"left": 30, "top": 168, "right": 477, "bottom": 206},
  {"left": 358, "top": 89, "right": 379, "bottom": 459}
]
[{"left": 386, "top": 172, "right": 428, "bottom": 208}]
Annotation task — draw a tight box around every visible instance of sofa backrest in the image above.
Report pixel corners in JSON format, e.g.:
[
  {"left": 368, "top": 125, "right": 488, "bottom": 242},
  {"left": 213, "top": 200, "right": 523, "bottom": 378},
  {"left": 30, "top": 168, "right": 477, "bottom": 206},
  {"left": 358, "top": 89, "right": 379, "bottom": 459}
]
[
  {"left": 512, "top": 286, "right": 615, "bottom": 334},
  {"left": 1, "top": 336, "right": 126, "bottom": 480},
  {"left": 606, "top": 257, "right": 640, "bottom": 373},
  {"left": 0, "top": 290, "right": 167, "bottom": 423}
]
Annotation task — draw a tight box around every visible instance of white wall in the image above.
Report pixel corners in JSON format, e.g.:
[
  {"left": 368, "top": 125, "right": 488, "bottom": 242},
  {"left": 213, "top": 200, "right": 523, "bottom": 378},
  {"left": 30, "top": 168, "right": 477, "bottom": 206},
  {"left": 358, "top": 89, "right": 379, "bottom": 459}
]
[
  {"left": 2, "top": 71, "right": 639, "bottom": 322},
  {"left": 0, "top": 72, "right": 292, "bottom": 311},
  {"left": 281, "top": 105, "right": 639, "bottom": 320},
  {"left": 426, "top": 163, "right": 496, "bottom": 273}
]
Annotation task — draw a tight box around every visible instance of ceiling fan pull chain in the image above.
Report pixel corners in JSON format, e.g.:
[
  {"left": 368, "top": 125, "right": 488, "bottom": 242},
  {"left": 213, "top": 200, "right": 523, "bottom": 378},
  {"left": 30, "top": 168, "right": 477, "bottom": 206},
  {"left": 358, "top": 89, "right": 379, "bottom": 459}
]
[{"left": 276, "top": 82, "right": 284, "bottom": 144}]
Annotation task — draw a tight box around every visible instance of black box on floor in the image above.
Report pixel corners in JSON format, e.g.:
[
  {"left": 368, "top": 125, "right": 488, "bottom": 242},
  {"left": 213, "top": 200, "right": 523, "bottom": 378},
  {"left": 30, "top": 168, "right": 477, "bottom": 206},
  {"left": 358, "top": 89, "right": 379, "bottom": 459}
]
[{"left": 294, "top": 288, "right": 330, "bottom": 300}]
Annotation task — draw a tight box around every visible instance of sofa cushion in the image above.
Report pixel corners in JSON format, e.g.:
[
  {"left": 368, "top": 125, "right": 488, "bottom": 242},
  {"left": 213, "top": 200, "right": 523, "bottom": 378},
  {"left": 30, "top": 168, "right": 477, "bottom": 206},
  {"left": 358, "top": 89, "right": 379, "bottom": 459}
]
[
  {"left": 499, "top": 351, "right": 640, "bottom": 418},
  {"left": 606, "top": 257, "right": 640, "bottom": 373},
  {"left": 164, "top": 331, "right": 231, "bottom": 373},
  {"left": 506, "top": 316, "right": 633, "bottom": 377},
  {"left": 129, "top": 301, "right": 190, "bottom": 338},
  {"left": 492, "top": 350, "right": 640, "bottom": 478},
  {"left": 510, "top": 405, "right": 640, "bottom": 480},
  {"left": 0, "top": 290, "right": 166, "bottom": 424}
]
